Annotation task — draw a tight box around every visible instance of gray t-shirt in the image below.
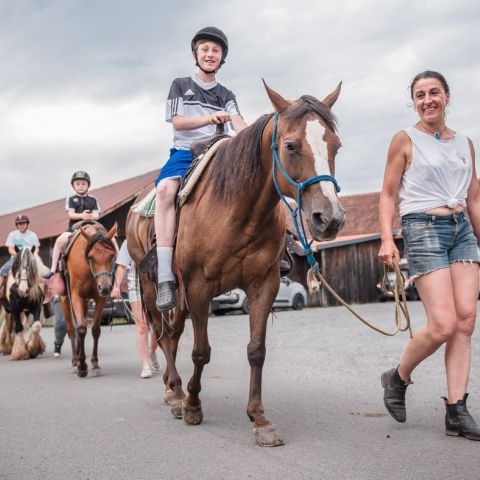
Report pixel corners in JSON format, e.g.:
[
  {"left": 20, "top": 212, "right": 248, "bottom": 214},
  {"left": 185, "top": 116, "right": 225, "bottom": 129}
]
[{"left": 166, "top": 75, "right": 241, "bottom": 150}]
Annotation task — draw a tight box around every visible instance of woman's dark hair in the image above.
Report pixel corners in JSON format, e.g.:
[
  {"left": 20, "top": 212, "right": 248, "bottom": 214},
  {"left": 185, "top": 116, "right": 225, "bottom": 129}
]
[{"left": 410, "top": 70, "right": 450, "bottom": 99}]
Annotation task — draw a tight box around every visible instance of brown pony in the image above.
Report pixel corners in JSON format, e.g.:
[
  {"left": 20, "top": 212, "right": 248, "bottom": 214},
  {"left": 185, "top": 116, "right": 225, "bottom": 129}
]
[
  {"left": 61, "top": 222, "right": 117, "bottom": 377},
  {"left": 126, "top": 83, "right": 345, "bottom": 446}
]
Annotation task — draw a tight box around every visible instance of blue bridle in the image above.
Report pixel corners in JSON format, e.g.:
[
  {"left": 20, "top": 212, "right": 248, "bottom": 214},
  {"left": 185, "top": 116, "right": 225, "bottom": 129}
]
[{"left": 271, "top": 111, "right": 341, "bottom": 269}]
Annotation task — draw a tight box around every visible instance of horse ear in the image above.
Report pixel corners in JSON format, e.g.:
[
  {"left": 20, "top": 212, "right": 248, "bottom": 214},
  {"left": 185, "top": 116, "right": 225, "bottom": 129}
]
[
  {"left": 321, "top": 82, "right": 342, "bottom": 108},
  {"left": 14, "top": 245, "right": 20, "bottom": 253},
  {"left": 262, "top": 79, "right": 290, "bottom": 113},
  {"left": 107, "top": 223, "right": 118, "bottom": 240},
  {"left": 31, "top": 245, "right": 36, "bottom": 254}
]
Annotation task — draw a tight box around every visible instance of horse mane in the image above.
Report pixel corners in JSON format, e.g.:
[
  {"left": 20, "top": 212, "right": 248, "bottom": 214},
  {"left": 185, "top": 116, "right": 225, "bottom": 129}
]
[
  {"left": 209, "top": 113, "right": 273, "bottom": 201},
  {"left": 208, "top": 96, "right": 337, "bottom": 202},
  {"left": 85, "top": 231, "right": 116, "bottom": 258},
  {"left": 10, "top": 248, "right": 43, "bottom": 303}
]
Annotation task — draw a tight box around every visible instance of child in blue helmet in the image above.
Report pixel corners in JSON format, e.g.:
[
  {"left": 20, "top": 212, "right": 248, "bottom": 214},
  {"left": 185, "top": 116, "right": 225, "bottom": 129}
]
[{"left": 154, "top": 26, "right": 247, "bottom": 311}]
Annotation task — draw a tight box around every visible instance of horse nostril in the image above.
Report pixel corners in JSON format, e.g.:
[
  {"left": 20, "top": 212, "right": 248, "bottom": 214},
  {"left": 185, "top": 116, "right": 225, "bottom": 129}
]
[{"left": 312, "top": 212, "right": 326, "bottom": 226}]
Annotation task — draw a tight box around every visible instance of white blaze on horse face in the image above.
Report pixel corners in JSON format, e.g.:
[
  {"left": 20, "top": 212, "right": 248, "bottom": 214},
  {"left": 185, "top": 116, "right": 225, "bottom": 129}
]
[{"left": 305, "top": 120, "right": 337, "bottom": 202}]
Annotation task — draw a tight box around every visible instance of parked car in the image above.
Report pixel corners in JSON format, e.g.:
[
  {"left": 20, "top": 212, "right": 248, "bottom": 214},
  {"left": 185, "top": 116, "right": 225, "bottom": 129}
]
[
  {"left": 87, "top": 295, "right": 133, "bottom": 325},
  {"left": 376, "top": 266, "right": 419, "bottom": 302},
  {"left": 211, "top": 277, "right": 308, "bottom": 315}
]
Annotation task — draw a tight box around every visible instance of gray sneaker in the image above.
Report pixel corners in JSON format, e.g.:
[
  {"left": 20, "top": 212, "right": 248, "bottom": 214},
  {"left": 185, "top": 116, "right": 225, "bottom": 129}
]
[{"left": 155, "top": 281, "right": 176, "bottom": 312}]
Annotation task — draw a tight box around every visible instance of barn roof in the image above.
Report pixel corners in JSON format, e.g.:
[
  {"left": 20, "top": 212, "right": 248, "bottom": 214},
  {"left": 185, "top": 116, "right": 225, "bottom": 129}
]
[
  {"left": 0, "top": 170, "right": 157, "bottom": 246},
  {"left": 0, "top": 169, "right": 398, "bottom": 249}
]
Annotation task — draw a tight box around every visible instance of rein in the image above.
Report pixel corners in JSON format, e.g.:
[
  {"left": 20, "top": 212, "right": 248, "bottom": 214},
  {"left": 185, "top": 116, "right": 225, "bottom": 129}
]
[
  {"left": 307, "top": 263, "right": 413, "bottom": 338},
  {"left": 271, "top": 111, "right": 340, "bottom": 269}
]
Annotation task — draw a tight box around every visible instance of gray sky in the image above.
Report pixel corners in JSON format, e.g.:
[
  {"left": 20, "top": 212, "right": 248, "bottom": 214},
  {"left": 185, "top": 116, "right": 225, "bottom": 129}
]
[{"left": 1, "top": 0, "right": 479, "bottom": 215}]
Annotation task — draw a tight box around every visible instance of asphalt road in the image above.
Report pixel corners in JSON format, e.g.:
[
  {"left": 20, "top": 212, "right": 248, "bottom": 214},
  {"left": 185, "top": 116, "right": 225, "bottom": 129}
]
[{"left": 1, "top": 302, "right": 479, "bottom": 480}]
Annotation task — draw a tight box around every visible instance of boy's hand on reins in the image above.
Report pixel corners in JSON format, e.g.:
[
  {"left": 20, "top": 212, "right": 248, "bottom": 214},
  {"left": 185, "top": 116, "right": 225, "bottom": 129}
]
[{"left": 210, "top": 110, "right": 231, "bottom": 124}]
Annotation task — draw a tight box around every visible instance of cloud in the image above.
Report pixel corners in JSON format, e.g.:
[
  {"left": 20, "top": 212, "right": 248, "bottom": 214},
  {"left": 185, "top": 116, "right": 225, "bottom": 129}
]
[{"left": 0, "top": 0, "right": 479, "bottom": 215}]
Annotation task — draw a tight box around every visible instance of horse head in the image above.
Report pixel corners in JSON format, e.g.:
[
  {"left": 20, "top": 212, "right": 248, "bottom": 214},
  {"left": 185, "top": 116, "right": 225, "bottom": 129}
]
[
  {"left": 11, "top": 246, "right": 38, "bottom": 298},
  {"left": 264, "top": 81, "right": 345, "bottom": 241},
  {"left": 82, "top": 224, "right": 117, "bottom": 297}
]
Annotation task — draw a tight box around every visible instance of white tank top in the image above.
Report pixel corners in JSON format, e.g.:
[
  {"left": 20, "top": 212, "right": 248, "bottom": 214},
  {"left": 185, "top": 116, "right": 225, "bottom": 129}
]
[{"left": 399, "top": 126, "right": 472, "bottom": 217}]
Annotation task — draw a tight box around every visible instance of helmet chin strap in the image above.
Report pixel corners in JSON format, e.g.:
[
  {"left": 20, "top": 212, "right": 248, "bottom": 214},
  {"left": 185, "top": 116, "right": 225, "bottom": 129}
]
[{"left": 194, "top": 52, "right": 222, "bottom": 75}]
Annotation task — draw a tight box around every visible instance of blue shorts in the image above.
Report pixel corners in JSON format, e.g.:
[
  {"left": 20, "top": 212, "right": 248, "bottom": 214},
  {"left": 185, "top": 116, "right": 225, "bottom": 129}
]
[
  {"left": 155, "top": 149, "right": 193, "bottom": 186},
  {"left": 401, "top": 212, "right": 480, "bottom": 279}
]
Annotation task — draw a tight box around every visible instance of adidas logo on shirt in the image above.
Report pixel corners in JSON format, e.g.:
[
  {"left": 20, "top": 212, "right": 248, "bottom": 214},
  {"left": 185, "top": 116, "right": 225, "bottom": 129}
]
[{"left": 184, "top": 89, "right": 194, "bottom": 96}]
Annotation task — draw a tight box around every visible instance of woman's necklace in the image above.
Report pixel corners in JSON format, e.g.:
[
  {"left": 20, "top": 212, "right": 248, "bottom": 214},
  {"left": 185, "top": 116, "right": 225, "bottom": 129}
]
[{"left": 417, "top": 121, "right": 446, "bottom": 140}]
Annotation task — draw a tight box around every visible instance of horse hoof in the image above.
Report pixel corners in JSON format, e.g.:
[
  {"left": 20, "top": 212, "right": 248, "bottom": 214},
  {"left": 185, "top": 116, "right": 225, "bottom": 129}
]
[
  {"left": 170, "top": 401, "right": 183, "bottom": 419},
  {"left": 163, "top": 388, "right": 177, "bottom": 404},
  {"left": 182, "top": 404, "right": 203, "bottom": 425},
  {"left": 77, "top": 368, "right": 88, "bottom": 378},
  {"left": 91, "top": 367, "right": 102, "bottom": 377},
  {"left": 253, "top": 424, "right": 285, "bottom": 447}
]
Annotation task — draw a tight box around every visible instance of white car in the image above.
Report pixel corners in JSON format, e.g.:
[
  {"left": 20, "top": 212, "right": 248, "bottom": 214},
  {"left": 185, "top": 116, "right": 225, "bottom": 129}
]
[{"left": 211, "top": 277, "right": 308, "bottom": 315}]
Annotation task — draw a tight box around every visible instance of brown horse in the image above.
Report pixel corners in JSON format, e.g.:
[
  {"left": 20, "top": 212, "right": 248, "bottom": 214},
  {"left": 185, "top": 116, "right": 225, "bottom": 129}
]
[
  {"left": 61, "top": 222, "right": 117, "bottom": 377},
  {"left": 126, "top": 82, "right": 345, "bottom": 446}
]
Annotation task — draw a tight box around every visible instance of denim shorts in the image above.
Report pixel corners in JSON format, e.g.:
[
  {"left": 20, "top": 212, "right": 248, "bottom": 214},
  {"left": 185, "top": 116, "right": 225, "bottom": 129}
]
[{"left": 401, "top": 212, "right": 480, "bottom": 279}]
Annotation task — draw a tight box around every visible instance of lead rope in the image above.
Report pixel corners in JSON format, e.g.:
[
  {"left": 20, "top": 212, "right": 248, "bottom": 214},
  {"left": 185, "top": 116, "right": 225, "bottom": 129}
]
[{"left": 307, "top": 262, "right": 413, "bottom": 337}]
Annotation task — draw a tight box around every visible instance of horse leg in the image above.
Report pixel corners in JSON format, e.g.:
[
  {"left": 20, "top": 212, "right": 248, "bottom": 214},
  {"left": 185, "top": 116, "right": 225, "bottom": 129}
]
[
  {"left": 10, "top": 297, "right": 29, "bottom": 361},
  {"left": 0, "top": 311, "right": 13, "bottom": 355},
  {"left": 182, "top": 294, "right": 211, "bottom": 426},
  {"left": 61, "top": 296, "right": 78, "bottom": 372},
  {"left": 26, "top": 303, "right": 46, "bottom": 358},
  {"left": 90, "top": 301, "right": 102, "bottom": 376},
  {"left": 154, "top": 308, "right": 187, "bottom": 418},
  {"left": 71, "top": 293, "right": 88, "bottom": 377},
  {"left": 246, "top": 279, "right": 285, "bottom": 447}
]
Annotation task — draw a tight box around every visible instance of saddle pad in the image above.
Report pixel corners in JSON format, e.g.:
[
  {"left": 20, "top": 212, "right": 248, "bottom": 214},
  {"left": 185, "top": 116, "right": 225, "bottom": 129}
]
[
  {"left": 177, "top": 137, "right": 228, "bottom": 207},
  {"left": 131, "top": 187, "right": 156, "bottom": 217},
  {"left": 131, "top": 137, "right": 229, "bottom": 217}
]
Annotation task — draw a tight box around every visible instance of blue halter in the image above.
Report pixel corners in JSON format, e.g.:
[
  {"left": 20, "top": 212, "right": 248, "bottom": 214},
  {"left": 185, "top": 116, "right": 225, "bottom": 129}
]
[{"left": 271, "top": 112, "right": 340, "bottom": 270}]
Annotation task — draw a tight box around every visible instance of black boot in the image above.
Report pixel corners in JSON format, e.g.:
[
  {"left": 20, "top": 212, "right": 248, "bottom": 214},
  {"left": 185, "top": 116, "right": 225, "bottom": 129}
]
[
  {"left": 444, "top": 394, "right": 480, "bottom": 441},
  {"left": 155, "top": 281, "right": 177, "bottom": 312},
  {"left": 381, "top": 367, "right": 412, "bottom": 423}
]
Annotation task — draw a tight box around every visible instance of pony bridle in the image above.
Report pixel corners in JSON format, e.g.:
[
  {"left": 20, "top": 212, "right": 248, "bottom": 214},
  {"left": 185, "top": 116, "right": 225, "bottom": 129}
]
[
  {"left": 271, "top": 111, "right": 341, "bottom": 270},
  {"left": 87, "top": 257, "right": 115, "bottom": 280}
]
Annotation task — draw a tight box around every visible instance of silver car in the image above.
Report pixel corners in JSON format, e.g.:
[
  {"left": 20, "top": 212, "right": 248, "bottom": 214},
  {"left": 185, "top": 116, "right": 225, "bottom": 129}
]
[{"left": 211, "top": 277, "right": 308, "bottom": 315}]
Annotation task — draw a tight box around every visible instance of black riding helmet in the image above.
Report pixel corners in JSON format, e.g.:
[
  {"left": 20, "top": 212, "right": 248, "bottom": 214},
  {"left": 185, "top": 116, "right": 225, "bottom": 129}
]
[
  {"left": 15, "top": 214, "right": 30, "bottom": 225},
  {"left": 71, "top": 170, "right": 91, "bottom": 186},
  {"left": 191, "top": 27, "right": 228, "bottom": 68}
]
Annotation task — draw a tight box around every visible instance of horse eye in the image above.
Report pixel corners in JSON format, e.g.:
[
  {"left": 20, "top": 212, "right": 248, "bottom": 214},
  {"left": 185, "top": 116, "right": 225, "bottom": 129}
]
[{"left": 284, "top": 141, "right": 298, "bottom": 154}]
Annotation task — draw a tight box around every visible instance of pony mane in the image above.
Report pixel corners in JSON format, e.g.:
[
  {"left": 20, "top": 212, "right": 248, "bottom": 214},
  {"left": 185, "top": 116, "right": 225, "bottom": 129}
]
[
  {"left": 209, "top": 113, "right": 273, "bottom": 201},
  {"left": 85, "top": 231, "right": 116, "bottom": 258},
  {"left": 11, "top": 249, "right": 38, "bottom": 284},
  {"left": 10, "top": 248, "right": 44, "bottom": 302}
]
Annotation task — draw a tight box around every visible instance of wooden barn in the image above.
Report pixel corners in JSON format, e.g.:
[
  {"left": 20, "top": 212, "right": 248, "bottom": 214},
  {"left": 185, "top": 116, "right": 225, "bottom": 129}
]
[{"left": 0, "top": 176, "right": 401, "bottom": 306}]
